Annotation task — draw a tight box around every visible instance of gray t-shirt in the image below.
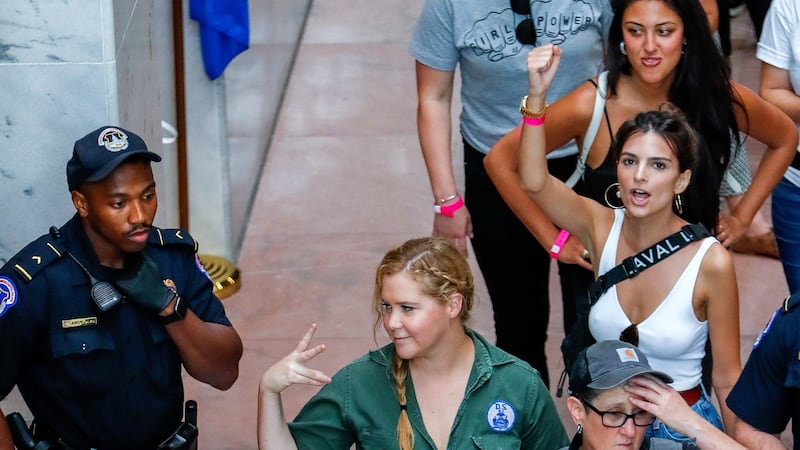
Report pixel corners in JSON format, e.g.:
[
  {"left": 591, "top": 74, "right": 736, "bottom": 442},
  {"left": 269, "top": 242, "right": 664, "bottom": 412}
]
[
  {"left": 409, "top": 0, "right": 612, "bottom": 157},
  {"left": 756, "top": 0, "right": 800, "bottom": 187}
]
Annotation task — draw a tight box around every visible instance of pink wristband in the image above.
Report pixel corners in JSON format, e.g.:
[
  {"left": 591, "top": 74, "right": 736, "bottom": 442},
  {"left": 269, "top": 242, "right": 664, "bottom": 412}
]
[
  {"left": 549, "top": 229, "right": 570, "bottom": 259},
  {"left": 434, "top": 197, "right": 464, "bottom": 218},
  {"left": 522, "top": 115, "right": 545, "bottom": 127}
]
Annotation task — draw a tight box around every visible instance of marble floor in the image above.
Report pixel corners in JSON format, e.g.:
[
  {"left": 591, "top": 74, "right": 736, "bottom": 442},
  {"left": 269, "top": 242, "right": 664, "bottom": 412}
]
[{"left": 2, "top": 2, "right": 790, "bottom": 449}]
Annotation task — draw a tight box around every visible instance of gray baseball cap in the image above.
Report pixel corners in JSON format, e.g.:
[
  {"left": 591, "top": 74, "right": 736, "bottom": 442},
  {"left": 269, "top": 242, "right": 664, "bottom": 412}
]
[{"left": 569, "top": 340, "right": 673, "bottom": 395}]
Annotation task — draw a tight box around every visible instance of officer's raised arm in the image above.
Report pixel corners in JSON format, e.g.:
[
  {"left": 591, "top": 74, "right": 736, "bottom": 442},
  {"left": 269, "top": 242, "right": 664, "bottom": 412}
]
[{"left": 159, "top": 290, "right": 243, "bottom": 390}]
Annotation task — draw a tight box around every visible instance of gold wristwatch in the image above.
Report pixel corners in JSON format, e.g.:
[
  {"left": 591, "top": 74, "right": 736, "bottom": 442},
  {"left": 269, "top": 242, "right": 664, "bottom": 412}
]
[{"left": 520, "top": 95, "right": 548, "bottom": 118}]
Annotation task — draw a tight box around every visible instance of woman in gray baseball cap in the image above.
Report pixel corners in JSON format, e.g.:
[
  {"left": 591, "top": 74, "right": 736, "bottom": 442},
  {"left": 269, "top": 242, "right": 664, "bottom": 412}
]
[{"left": 560, "top": 340, "right": 745, "bottom": 450}]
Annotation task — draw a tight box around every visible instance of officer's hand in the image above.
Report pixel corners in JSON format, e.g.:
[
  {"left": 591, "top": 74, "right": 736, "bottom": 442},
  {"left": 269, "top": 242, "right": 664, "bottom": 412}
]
[
  {"left": 116, "top": 253, "right": 175, "bottom": 314},
  {"left": 260, "top": 323, "right": 331, "bottom": 394}
]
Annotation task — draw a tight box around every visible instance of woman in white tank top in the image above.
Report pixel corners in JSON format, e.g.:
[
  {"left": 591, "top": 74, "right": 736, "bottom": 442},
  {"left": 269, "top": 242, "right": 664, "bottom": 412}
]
[{"left": 514, "top": 44, "right": 741, "bottom": 442}]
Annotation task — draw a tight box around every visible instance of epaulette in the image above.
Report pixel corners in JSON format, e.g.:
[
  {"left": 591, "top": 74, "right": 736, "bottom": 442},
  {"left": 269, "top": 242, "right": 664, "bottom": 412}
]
[
  {"left": 148, "top": 227, "right": 199, "bottom": 252},
  {"left": 782, "top": 291, "right": 800, "bottom": 313},
  {"left": 9, "top": 234, "right": 67, "bottom": 282}
]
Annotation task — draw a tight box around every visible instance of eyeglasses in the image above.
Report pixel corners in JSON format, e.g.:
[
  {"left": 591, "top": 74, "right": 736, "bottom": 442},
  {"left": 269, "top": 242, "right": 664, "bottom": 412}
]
[
  {"left": 620, "top": 322, "right": 639, "bottom": 347},
  {"left": 509, "top": 0, "right": 537, "bottom": 45},
  {"left": 580, "top": 398, "right": 656, "bottom": 428}
]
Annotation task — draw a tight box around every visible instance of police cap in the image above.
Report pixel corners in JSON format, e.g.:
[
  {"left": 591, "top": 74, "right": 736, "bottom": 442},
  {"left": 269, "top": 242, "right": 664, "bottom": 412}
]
[{"left": 66, "top": 126, "right": 161, "bottom": 191}]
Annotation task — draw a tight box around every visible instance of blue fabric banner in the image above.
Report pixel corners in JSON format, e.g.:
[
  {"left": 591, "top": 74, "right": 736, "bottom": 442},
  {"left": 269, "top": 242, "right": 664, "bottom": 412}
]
[{"left": 189, "top": 0, "right": 250, "bottom": 80}]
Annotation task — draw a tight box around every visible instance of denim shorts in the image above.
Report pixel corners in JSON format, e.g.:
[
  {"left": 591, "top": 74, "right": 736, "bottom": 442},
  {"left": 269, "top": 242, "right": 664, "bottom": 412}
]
[{"left": 645, "top": 385, "right": 723, "bottom": 443}]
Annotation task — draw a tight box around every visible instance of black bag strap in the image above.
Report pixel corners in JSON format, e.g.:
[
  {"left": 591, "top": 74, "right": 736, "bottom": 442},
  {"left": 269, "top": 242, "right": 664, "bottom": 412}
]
[
  {"left": 587, "top": 223, "right": 711, "bottom": 304},
  {"left": 555, "top": 222, "right": 711, "bottom": 399}
]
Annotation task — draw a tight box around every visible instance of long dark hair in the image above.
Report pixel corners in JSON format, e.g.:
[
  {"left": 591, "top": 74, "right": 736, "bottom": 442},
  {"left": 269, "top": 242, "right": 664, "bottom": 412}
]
[{"left": 607, "top": 0, "right": 745, "bottom": 230}]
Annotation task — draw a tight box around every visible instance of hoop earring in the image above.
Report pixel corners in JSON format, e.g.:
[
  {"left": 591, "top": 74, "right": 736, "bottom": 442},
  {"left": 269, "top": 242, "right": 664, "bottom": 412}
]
[
  {"left": 674, "top": 193, "right": 683, "bottom": 214},
  {"left": 619, "top": 41, "right": 627, "bottom": 55},
  {"left": 682, "top": 39, "right": 687, "bottom": 55},
  {"left": 604, "top": 183, "right": 624, "bottom": 209}
]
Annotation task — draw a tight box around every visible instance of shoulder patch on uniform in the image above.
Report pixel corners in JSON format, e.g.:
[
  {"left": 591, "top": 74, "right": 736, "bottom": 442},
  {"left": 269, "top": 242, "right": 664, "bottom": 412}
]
[
  {"left": 0, "top": 276, "right": 18, "bottom": 316},
  {"left": 148, "top": 227, "right": 198, "bottom": 252},
  {"left": 783, "top": 292, "right": 800, "bottom": 313},
  {"left": 194, "top": 254, "right": 213, "bottom": 282},
  {"left": 754, "top": 308, "right": 779, "bottom": 350},
  {"left": 10, "top": 236, "right": 66, "bottom": 282}
]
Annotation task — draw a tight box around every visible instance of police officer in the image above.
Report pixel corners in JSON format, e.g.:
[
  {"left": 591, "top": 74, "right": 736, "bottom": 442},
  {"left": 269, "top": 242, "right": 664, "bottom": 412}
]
[
  {"left": 726, "top": 292, "right": 800, "bottom": 449},
  {"left": 0, "top": 126, "right": 244, "bottom": 450}
]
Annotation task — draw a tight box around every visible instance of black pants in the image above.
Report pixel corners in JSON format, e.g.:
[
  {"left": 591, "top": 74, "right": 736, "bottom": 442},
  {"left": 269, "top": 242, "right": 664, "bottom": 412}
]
[
  {"left": 718, "top": 0, "right": 732, "bottom": 56},
  {"left": 464, "top": 141, "right": 594, "bottom": 387},
  {"left": 743, "top": 0, "right": 771, "bottom": 40},
  {"left": 718, "top": 0, "right": 772, "bottom": 55}
]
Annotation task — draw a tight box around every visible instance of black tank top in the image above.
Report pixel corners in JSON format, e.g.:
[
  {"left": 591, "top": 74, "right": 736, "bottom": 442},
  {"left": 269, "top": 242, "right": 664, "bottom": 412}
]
[{"left": 572, "top": 78, "right": 620, "bottom": 208}]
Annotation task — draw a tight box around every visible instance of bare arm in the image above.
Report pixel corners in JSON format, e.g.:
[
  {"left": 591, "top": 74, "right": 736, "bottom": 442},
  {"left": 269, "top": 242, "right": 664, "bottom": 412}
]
[
  {"left": 164, "top": 301, "right": 243, "bottom": 390},
  {"left": 258, "top": 324, "right": 331, "bottom": 450},
  {"left": 695, "top": 244, "right": 741, "bottom": 434},
  {"left": 733, "top": 419, "right": 787, "bottom": 450},
  {"left": 699, "top": 0, "right": 719, "bottom": 33},
  {"left": 484, "top": 129, "right": 584, "bottom": 260},
  {"left": 0, "top": 409, "right": 12, "bottom": 450},
  {"left": 515, "top": 45, "right": 609, "bottom": 257},
  {"left": 718, "top": 82, "right": 797, "bottom": 246},
  {"left": 760, "top": 63, "right": 800, "bottom": 124},
  {"left": 483, "top": 53, "right": 597, "bottom": 270},
  {"left": 626, "top": 376, "right": 745, "bottom": 450},
  {"left": 415, "top": 61, "right": 472, "bottom": 255}
]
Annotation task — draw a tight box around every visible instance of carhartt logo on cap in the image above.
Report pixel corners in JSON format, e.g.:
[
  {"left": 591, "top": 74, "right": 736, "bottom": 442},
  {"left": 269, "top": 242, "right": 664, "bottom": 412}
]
[
  {"left": 97, "top": 128, "right": 129, "bottom": 152},
  {"left": 616, "top": 347, "right": 639, "bottom": 363}
]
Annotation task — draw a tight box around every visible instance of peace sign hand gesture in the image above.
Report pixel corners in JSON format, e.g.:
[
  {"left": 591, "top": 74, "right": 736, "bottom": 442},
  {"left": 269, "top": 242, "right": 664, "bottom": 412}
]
[{"left": 260, "top": 323, "right": 332, "bottom": 394}]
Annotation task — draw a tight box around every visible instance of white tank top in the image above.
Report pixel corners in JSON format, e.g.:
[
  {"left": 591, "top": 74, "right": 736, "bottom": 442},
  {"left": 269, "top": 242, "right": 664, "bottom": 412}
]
[{"left": 588, "top": 209, "right": 717, "bottom": 390}]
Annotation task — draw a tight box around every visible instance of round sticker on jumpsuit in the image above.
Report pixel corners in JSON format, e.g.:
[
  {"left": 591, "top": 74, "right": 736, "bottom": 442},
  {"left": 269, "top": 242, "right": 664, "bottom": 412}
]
[
  {"left": 0, "top": 276, "right": 18, "bottom": 317},
  {"left": 486, "top": 400, "right": 516, "bottom": 432}
]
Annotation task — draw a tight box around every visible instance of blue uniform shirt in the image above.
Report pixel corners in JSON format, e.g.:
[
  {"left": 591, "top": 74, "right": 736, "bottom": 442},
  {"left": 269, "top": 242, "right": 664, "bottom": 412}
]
[
  {"left": 0, "top": 215, "right": 232, "bottom": 450},
  {"left": 726, "top": 292, "right": 800, "bottom": 448}
]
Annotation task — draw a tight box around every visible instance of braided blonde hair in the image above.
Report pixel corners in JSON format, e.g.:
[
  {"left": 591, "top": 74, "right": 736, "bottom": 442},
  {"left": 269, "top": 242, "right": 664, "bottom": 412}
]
[{"left": 372, "top": 237, "right": 474, "bottom": 449}]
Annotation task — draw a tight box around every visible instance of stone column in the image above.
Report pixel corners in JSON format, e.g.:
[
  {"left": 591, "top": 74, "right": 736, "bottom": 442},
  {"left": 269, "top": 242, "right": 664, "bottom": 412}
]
[{"left": 0, "top": 0, "right": 176, "bottom": 262}]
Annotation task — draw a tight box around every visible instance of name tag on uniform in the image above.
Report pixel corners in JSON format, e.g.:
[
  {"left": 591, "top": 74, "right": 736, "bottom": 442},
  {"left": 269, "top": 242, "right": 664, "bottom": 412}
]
[{"left": 61, "top": 317, "right": 98, "bottom": 328}]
